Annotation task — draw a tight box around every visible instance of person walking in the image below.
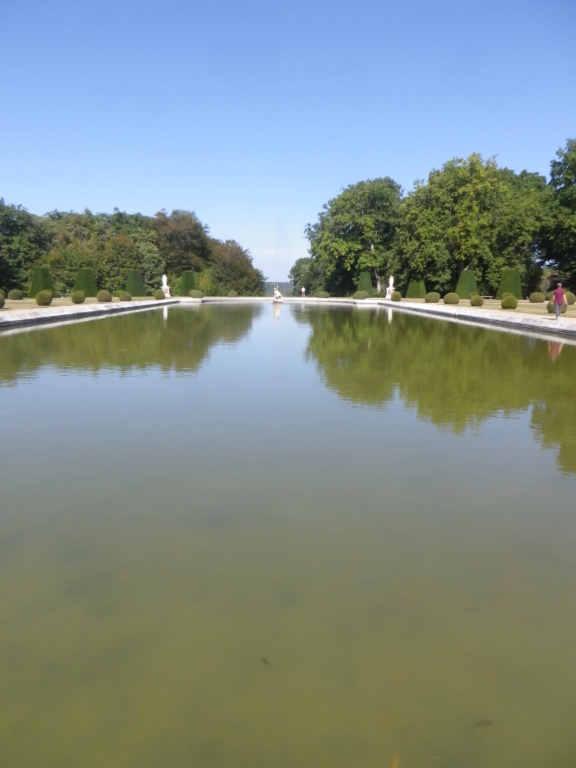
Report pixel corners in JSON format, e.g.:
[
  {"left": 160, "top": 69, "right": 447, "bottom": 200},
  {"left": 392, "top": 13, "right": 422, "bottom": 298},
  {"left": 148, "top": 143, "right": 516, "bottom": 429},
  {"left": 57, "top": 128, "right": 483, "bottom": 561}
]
[{"left": 552, "top": 282, "right": 567, "bottom": 319}]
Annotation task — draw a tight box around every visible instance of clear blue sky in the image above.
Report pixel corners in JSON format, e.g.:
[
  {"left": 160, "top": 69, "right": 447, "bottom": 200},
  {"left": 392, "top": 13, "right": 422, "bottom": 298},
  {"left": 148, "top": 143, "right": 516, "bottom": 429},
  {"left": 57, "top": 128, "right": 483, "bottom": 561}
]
[{"left": 1, "top": 0, "right": 575, "bottom": 280}]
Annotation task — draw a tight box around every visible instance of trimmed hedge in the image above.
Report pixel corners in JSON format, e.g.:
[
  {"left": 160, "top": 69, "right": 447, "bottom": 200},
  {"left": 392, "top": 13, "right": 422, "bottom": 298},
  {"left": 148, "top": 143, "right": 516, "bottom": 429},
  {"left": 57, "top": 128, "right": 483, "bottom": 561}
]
[
  {"left": 470, "top": 294, "right": 484, "bottom": 306},
  {"left": 566, "top": 291, "right": 576, "bottom": 305},
  {"left": 425, "top": 292, "right": 440, "bottom": 303},
  {"left": 443, "top": 292, "right": 460, "bottom": 304},
  {"left": 529, "top": 292, "right": 545, "bottom": 303},
  {"left": 352, "top": 290, "right": 369, "bottom": 300},
  {"left": 497, "top": 268, "right": 522, "bottom": 300},
  {"left": 501, "top": 295, "right": 518, "bottom": 309},
  {"left": 36, "top": 290, "right": 53, "bottom": 306},
  {"left": 227, "top": 290, "right": 238, "bottom": 297},
  {"left": 180, "top": 270, "right": 197, "bottom": 295},
  {"left": 8, "top": 289, "right": 24, "bottom": 300},
  {"left": 71, "top": 291, "right": 85, "bottom": 304},
  {"left": 73, "top": 268, "right": 97, "bottom": 296},
  {"left": 455, "top": 269, "right": 479, "bottom": 299},
  {"left": 316, "top": 290, "right": 329, "bottom": 298},
  {"left": 97, "top": 290, "right": 112, "bottom": 302},
  {"left": 119, "top": 291, "right": 132, "bottom": 301},
  {"left": 29, "top": 266, "right": 54, "bottom": 297},
  {"left": 125, "top": 270, "right": 147, "bottom": 297},
  {"left": 154, "top": 289, "right": 166, "bottom": 299},
  {"left": 356, "top": 271, "right": 373, "bottom": 296},
  {"left": 547, "top": 301, "right": 567, "bottom": 314},
  {"left": 189, "top": 289, "right": 203, "bottom": 299},
  {"left": 391, "top": 291, "right": 401, "bottom": 301},
  {"left": 405, "top": 279, "right": 426, "bottom": 299}
]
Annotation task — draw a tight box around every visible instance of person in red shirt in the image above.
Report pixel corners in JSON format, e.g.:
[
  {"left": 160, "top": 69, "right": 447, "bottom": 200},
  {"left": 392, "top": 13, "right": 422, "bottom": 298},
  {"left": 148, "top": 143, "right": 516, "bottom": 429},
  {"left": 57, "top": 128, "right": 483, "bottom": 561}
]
[{"left": 552, "top": 282, "right": 567, "bottom": 319}]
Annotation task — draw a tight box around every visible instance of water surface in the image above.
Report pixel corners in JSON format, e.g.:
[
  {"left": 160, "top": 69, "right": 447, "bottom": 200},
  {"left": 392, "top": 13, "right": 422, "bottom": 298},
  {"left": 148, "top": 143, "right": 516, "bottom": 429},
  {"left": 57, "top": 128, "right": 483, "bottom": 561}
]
[{"left": 1, "top": 304, "right": 575, "bottom": 767}]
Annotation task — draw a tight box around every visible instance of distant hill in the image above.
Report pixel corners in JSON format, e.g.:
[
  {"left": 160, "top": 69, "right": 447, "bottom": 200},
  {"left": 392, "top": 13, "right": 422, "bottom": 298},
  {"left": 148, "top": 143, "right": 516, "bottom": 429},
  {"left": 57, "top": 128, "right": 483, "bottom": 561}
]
[{"left": 264, "top": 281, "right": 292, "bottom": 297}]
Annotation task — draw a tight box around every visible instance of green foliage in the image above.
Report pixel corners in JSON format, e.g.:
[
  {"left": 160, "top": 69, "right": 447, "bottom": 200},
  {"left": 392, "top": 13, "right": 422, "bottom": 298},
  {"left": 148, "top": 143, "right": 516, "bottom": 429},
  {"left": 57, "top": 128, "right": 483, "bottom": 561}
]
[
  {"left": 189, "top": 289, "right": 203, "bottom": 298},
  {"left": 470, "top": 294, "right": 484, "bottom": 306},
  {"left": 118, "top": 291, "right": 132, "bottom": 301},
  {"left": 547, "top": 301, "right": 567, "bottom": 314},
  {"left": 0, "top": 199, "right": 49, "bottom": 291},
  {"left": 443, "top": 292, "right": 460, "bottom": 304},
  {"left": 289, "top": 257, "right": 325, "bottom": 296},
  {"left": 566, "top": 291, "right": 576, "bottom": 305},
  {"left": 206, "top": 240, "right": 265, "bottom": 296},
  {"left": 0, "top": 289, "right": 4, "bottom": 298},
  {"left": 352, "top": 290, "right": 369, "bottom": 300},
  {"left": 405, "top": 279, "right": 426, "bottom": 298},
  {"left": 305, "top": 177, "right": 402, "bottom": 295},
  {"left": 8, "top": 289, "right": 24, "bottom": 299},
  {"left": 180, "top": 270, "right": 197, "bottom": 295},
  {"left": 356, "top": 271, "right": 373, "bottom": 296},
  {"left": 425, "top": 292, "right": 440, "bottom": 303},
  {"left": 29, "top": 266, "right": 54, "bottom": 296},
  {"left": 547, "top": 139, "right": 576, "bottom": 285},
  {"left": 35, "top": 290, "right": 53, "bottom": 306},
  {"left": 125, "top": 269, "right": 147, "bottom": 297},
  {"left": 73, "top": 267, "right": 98, "bottom": 296},
  {"left": 227, "top": 290, "right": 238, "bottom": 297},
  {"left": 0, "top": 295, "right": 4, "bottom": 309},
  {"left": 501, "top": 295, "right": 518, "bottom": 309},
  {"left": 71, "top": 290, "right": 85, "bottom": 304},
  {"left": 391, "top": 291, "right": 401, "bottom": 301},
  {"left": 154, "top": 289, "right": 166, "bottom": 299},
  {"left": 153, "top": 209, "right": 210, "bottom": 274},
  {"left": 97, "top": 290, "right": 112, "bottom": 303},
  {"left": 316, "top": 290, "right": 329, "bottom": 298},
  {"left": 455, "top": 269, "right": 478, "bottom": 298},
  {"left": 496, "top": 268, "right": 523, "bottom": 299},
  {"left": 529, "top": 292, "right": 545, "bottom": 302}
]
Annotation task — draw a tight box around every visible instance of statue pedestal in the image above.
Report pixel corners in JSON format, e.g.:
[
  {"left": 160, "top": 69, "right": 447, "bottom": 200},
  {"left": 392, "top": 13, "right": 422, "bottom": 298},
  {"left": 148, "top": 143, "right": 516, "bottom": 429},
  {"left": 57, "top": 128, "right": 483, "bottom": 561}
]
[{"left": 385, "top": 288, "right": 393, "bottom": 299}]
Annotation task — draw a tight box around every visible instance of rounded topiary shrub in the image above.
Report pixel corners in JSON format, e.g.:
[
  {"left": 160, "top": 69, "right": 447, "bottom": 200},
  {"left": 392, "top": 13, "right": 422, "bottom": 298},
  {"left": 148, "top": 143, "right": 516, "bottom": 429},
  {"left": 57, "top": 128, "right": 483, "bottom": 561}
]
[
  {"left": 154, "top": 289, "right": 166, "bottom": 300},
  {"left": 443, "top": 292, "right": 460, "bottom": 304},
  {"left": 547, "top": 301, "right": 567, "bottom": 314},
  {"left": 0, "top": 289, "right": 4, "bottom": 298},
  {"left": 425, "top": 292, "right": 440, "bottom": 303},
  {"left": 227, "top": 290, "right": 238, "bottom": 297},
  {"left": 315, "top": 290, "right": 329, "bottom": 298},
  {"left": 391, "top": 291, "right": 401, "bottom": 301},
  {"left": 8, "top": 289, "right": 24, "bottom": 300},
  {"left": 405, "top": 279, "right": 427, "bottom": 299},
  {"left": 118, "top": 291, "right": 132, "bottom": 301},
  {"left": 529, "top": 292, "right": 545, "bottom": 303},
  {"left": 36, "top": 290, "right": 53, "bottom": 306},
  {"left": 501, "top": 295, "right": 518, "bottom": 309},
  {"left": 73, "top": 267, "right": 97, "bottom": 297},
  {"left": 71, "top": 290, "right": 85, "bottom": 304},
  {"left": 97, "top": 290, "right": 112, "bottom": 303},
  {"left": 470, "top": 294, "right": 484, "bottom": 306},
  {"left": 566, "top": 291, "right": 576, "bottom": 305},
  {"left": 352, "top": 290, "right": 369, "bottom": 300},
  {"left": 189, "top": 289, "right": 203, "bottom": 299},
  {"left": 501, "top": 291, "right": 513, "bottom": 299}
]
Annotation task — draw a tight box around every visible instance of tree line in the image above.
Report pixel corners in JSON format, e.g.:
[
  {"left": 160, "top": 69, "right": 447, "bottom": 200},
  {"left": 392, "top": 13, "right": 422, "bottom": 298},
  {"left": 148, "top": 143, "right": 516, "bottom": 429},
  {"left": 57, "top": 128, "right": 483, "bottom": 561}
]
[
  {"left": 291, "top": 139, "right": 576, "bottom": 297},
  {"left": 0, "top": 205, "right": 265, "bottom": 297}
]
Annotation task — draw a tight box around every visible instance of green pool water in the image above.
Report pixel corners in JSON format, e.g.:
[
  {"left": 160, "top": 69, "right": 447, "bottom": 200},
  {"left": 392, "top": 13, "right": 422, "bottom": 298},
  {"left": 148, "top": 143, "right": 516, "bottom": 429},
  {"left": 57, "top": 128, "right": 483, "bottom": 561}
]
[{"left": 1, "top": 303, "right": 575, "bottom": 767}]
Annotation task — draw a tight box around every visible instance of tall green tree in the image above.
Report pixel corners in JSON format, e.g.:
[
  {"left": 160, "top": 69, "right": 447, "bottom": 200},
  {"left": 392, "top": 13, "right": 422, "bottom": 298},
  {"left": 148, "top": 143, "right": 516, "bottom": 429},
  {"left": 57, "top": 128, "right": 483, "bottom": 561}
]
[
  {"left": 0, "top": 199, "right": 49, "bottom": 290},
  {"left": 546, "top": 139, "right": 576, "bottom": 285},
  {"left": 304, "top": 178, "right": 402, "bottom": 295},
  {"left": 153, "top": 209, "right": 210, "bottom": 274},
  {"left": 207, "top": 239, "right": 265, "bottom": 295}
]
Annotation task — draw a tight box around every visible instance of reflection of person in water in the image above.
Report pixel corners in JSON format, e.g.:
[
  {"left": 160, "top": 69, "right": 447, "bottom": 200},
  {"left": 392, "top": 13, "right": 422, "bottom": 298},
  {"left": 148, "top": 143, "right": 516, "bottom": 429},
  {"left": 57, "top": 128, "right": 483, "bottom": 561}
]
[{"left": 548, "top": 340, "right": 564, "bottom": 362}]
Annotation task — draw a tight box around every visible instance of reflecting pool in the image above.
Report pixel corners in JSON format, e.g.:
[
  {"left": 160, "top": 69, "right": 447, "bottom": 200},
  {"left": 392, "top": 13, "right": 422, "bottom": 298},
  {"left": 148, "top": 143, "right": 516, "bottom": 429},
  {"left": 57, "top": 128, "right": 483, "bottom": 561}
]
[{"left": 1, "top": 303, "right": 576, "bottom": 767}]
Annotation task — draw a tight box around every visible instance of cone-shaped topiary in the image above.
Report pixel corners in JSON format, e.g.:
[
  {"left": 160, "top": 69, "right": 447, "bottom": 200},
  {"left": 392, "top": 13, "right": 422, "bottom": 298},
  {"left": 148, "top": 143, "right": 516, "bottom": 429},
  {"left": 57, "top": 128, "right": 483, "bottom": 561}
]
[
  {"left": 118, "top": 291, "right": 132, "bottom": 301},
  {"left": 529, "top": 292, "right": 545, "bottom": 303},
  {"left": 36, "top": 290, "right": 53, "bottom": 306},
  {"left": 356, "top": 271, "right": 373, "bottom": 296},
  {"left": 443, "top": 292, "right": 460, "bottom": 304},
  {"left": 501, "top": 295, "right": 518, "bottom": 309},
  {"left": 470, "top": 294, "right": 484, "bottom": 306},
  {"left": 405, "top": 279, "right": 426, "bottom": 299},
  {"left": 391, "top": 291, "right": 401, "bottom": 301},
  {"left": 496, "top": 268, "right": 522, "bottom": 299},
  {"left": 180, "top": 270, "right": 197, "bottom": 296},
  {"left": 125, "top": 270, "right": 147, "bottom": 297},
  {"left": 8, "top": 289, "right": 24, "bottom": 300},
  {"left": 97, "top": 290, "right": 112, "bottom": 302},
  {"left": 455, "top": 269, "right": 479, "bottom": 299},
  {"left": 29, "top": 267, "right": 54, "bottom": 297},
  {"left": 425, "top": 292, "right": 440, "bottom": 303},
  {"left": 73, "top": 268, "right": 97, "bottom": 297},
  {"left": 71, "top": 290, "right": 85, "bottom": 304}
]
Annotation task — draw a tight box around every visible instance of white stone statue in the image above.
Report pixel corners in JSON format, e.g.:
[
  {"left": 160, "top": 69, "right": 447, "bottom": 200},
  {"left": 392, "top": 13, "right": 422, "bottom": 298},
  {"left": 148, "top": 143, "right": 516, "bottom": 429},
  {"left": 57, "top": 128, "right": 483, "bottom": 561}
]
[
  {"left": 161, "top": 274, "right": 171, "bottom": 298},
  {"left": 385, "top": 275, "right": 394, "bottom": 299}
]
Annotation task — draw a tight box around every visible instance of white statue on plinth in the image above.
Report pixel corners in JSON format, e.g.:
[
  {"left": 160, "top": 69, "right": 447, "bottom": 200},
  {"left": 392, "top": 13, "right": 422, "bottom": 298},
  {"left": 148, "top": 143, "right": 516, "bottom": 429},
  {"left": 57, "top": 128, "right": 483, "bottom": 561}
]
[
  {"left": 161, "top": 274, "right": 171, "bottom": 298},
  {"left": 385, "top": 275, "right": 394, "bottom": 299}
]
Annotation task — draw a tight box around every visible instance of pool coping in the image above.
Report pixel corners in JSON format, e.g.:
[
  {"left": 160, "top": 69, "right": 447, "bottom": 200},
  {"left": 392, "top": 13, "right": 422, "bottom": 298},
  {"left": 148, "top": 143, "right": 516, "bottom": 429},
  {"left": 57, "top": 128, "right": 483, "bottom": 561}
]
[{"left": 2, "top": 295, "right": 576, "bottom": 344}]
